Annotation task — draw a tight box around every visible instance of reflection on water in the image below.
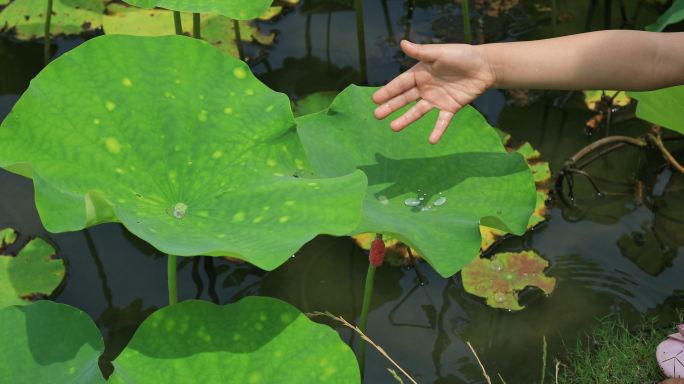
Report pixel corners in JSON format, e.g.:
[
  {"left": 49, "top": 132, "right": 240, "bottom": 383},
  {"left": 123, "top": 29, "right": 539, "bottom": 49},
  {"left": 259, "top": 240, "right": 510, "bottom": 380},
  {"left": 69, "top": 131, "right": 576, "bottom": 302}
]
[{"left": 1, "top": 0, "right": 683, "bottom": 383}]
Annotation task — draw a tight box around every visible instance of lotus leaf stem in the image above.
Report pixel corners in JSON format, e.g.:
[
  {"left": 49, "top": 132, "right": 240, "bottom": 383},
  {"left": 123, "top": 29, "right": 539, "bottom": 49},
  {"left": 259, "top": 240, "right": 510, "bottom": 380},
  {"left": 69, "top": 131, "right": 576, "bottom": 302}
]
[
  {"left": 193, "top": 13, "right": 201, "bottom": 39},
  {"left": 358, "top": 257, "right": 377, "bottom": 376},
  {"left": 167, "top": 254, "right": 178, "bottom": 305},
  {"left": 354, "top": 0, "right": 368, "bottom": 84},
  {"left": 233, "top": 20, "right": 245, "bottom": 61},
  {"left": 461, "top": 0, "right": 472, "bottom": 44},
  {"left": 173, "top": 11, "right": 183, "bottom": 35},
  {"left": 44, "top": 0, "right": 53, "bottom": 65}
]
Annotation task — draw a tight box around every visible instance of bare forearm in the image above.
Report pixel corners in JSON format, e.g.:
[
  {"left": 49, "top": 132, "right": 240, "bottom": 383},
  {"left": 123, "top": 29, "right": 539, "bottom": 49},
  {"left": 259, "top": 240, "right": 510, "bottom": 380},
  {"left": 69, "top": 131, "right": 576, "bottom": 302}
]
[{"left": 479, "top": 30, "right": 684, "bottom": 91}]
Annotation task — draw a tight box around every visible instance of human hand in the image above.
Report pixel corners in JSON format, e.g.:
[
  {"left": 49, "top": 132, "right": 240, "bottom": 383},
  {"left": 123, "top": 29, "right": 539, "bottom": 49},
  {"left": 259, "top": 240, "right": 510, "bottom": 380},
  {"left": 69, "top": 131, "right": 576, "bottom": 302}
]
[{"left": 372, "top": 40, "right": 496, "bottom": 144}]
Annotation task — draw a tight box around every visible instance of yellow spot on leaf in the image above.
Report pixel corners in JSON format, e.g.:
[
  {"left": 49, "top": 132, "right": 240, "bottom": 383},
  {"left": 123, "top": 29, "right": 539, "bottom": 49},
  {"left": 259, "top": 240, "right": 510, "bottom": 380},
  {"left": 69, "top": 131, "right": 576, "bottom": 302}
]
[
  {"left": 115, "top": 168, "right": 125, "bottom": 175},
  {"left": 122, "top": 77, "right": 133, "bottom": 87},
  {"left": 105, "top": 137, "right": 121, "bottom": 154},
  {"left": 284, "top": 201, "right": 295, "bottom": 206},
  {"left": 212, "top": 150, "right": 223, "bottom": 159},
  {"left": 198, "top": 110, "right": 208, "bottom": 122},
  {"left": 266, "top": 105, "right": 274, "bottom": 112},
  {"left": 233, "top": 67, "right": 247, "bottom": 79},
  {"left": 266, "top": 159, "right": 277, "bottom": 167},
  {"left": 245, "top": 89, "right": 255, "bottom": 96},
  {"left": 252, "top": 216, "right": 263, "bottom": 224},
  {"left": 232, "top": 211, "right": 245, "bottom": 223},
  {"left": 278, "top": 216, "right": 290, "bottom": 223},
  {"left": 295, "top": 159, "right": 305, "bottom": 170},
  {"left": 93, "top": 119, "right": 100, "bottom": 125},
  {"left": 105, "top": 101, "right": 116, "bottom": 112},
  {"left": 223, "top": 107, "right": 233, "bottom": 114}
]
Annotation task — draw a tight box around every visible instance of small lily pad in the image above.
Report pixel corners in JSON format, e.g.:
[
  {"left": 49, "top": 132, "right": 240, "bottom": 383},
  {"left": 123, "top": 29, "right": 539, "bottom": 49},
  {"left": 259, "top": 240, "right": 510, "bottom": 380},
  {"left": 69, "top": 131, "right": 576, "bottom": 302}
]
[
  {"left": 0, "top": 35, "right": 367, "bottom": 270},
  {"left": 583, "top": 90, "right": 631, "bottom": 111},
  {"left": 121, "top": 0, "right": 273, "bottom": 20},
  {"left": 630, "top": 86, "right": 684, "bottom": 135},
  {"left": 109, "top": 297, "right": 361, "bottom": 383},
  {"left": 0, "top": 237, "right": 65, "bottom": 308},
  {"left": 0, "top": 0, "right": 104, "bottom": 40},
  {"left": 461, "top": 250, "right": 556, "bottom": 311},
  {"left": 0, "top": 301, "right": 105, "bottom": 383},
  {"left": 0, "top": 227, "right": 17, "bottom": 249}
]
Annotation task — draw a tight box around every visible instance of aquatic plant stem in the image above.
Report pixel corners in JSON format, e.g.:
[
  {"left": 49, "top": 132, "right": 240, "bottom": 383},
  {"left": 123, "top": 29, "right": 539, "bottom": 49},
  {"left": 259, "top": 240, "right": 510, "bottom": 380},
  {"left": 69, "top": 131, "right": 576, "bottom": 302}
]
[
  {"left": 354, "top": 0, "right": 368, "bottom": 84},
  {"left": 541, "top": 336, "right": 548, "bottom": 384},
  {"left": 173, "top": 11, "right": 183, "bottom": 35},
  {"left": 167, "top": 254, "right": 178, "bottom": 305},
  {"left": 43, "top": 0, "right": 53, "bottom": 65},
  {"left": 461, "top": 0, "right": 472, "bottom": 44},
  {"left": 193, "top": 13, "right": 201, "bottom": 39},
  {"left": 551, "top": 0, "right": 557, "bottom": 37},
  {"left": 233, "top": 20, "right": 245, "bottom": 61},
  {"left": 357, "top": 262, "right": 376, "bottom": 376}
]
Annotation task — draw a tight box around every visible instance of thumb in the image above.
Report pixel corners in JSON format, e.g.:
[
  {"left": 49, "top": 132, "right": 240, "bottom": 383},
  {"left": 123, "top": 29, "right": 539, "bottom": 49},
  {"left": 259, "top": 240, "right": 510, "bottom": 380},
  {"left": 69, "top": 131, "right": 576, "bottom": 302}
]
[{"left": 401, "top": 40, "right": 439, "bottom": 62}]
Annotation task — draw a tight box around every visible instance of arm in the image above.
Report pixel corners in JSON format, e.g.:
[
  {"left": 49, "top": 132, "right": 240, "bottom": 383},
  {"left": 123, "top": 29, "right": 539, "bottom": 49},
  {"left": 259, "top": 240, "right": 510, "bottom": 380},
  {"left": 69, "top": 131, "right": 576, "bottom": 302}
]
[
  {"left": 373, "top": 31, "right": 684, "bottom": 143},
  {"left": 484, "top": 30, "right": 684, "bottom": 91}
]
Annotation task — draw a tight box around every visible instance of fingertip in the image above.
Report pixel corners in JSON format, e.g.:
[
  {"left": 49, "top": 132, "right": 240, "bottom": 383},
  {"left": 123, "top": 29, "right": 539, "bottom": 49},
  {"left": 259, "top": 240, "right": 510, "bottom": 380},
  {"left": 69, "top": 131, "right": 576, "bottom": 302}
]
[{"left": 390, "top": 119, "right": 404, "bottom": 132}]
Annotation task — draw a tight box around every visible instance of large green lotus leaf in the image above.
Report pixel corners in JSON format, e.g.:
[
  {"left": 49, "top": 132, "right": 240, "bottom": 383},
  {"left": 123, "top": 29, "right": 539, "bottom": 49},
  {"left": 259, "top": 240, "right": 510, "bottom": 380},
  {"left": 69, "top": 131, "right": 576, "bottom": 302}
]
[
  {"left": 103, "top": 4, "right": 276, "bottom": 57},
  {"left": 0, "top": 35, "right": 367, "bottom": 270},
  {"left": 0, "top": 238, "right": 65, "bottom": 308},
  {"left": 121, "top": 0, "right": 272, "bottom": 20},
  {"left": 297, "top": 85, "right": 536, "bottom": 277},
  {"left": 646, "top": 0, "right": 684, "bottom": 31},
  {"left": 629, "top": 86, "right": 684, "bottom": 135},
  {"left": 461, "top": 251, "right": 556, "bottom": 311},
  {"left": 0, "top": 0, "right": 103, "bottom": 40},
  {"left": 0, "top": 301, "right": 105, "bottom": 383},
  {"left": 109, "top": 297, "right": 360, "bottom": 383}
]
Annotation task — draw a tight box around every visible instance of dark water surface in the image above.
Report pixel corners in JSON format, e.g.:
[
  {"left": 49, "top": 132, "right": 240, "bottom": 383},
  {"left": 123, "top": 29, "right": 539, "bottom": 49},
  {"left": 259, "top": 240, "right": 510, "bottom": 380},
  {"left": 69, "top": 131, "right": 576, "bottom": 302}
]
[{"left": 1, "top": 1, "right": 683, "bottom": 383}]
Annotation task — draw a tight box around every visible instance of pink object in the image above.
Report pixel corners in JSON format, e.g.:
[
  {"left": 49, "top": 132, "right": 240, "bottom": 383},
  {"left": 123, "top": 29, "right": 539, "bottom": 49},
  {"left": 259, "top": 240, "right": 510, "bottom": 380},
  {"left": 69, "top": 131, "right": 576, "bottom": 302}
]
[{"left": 657, "top": 326, "right": 684, "bottom": 379}]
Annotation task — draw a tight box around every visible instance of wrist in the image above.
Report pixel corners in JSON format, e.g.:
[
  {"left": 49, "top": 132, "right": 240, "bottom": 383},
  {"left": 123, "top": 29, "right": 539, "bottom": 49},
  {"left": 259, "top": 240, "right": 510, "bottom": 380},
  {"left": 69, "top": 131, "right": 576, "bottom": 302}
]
[{"left": 476, "top": 44, "right": 504, "bottom": 89}]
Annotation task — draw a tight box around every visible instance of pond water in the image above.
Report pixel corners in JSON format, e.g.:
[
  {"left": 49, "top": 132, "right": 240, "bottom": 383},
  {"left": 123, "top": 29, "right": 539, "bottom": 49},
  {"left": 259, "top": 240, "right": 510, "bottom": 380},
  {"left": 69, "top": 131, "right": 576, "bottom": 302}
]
[{"left": 1, "top": 0, "right": 683, "bottom": 383}]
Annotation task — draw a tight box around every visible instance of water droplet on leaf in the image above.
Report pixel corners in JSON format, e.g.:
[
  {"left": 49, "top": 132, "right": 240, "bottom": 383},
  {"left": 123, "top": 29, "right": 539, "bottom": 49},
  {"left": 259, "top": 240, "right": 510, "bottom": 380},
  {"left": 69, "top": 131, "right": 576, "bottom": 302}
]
[
  {"left": 433, "top": 196, "right": 447, "bottom": 206},
  {"left": 172, "top": 203, "right": 188, "bottom": 219},
  {"left": 404, "top": 197, "right": 421, "bottom": 207}
]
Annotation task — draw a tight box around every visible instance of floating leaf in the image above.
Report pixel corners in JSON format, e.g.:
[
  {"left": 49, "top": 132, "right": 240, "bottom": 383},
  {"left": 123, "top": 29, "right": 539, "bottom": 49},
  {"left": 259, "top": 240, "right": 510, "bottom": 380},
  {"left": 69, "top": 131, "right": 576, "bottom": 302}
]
[
  {"left": 103, "top": 4, "right": 275, "bottom": 57},
  {"left": 0, "top": 0, "right": 103, "bottom": 40},
  {"left": 108, "top": 297, "right": 360, "bottom": 383},
  {"left": 0, "top": 35, "right": 367, "bottom": 270},
  {"left": 630, "top": 86, "right": 684, "bottom": 135},
  {"left": 0, "top": 301, "right": 105, "bottom": 383},
  {"left": 297, "top": 85, "right": 536, "bottom": 277},
  {"left": 0, "top": 227, "right": 17, "bottom": 249},
  {"left": 480, "top": 139, "right": 551, "bottom": 252},
  {"left": 0, "top": 238, "right": 64, "bottom": 308},
  {"left": 461, "top": 251, "right": 556, "bottom": 311},
  {"left": 121, "top": 0, "right": 273, "bottom": 20},
  {"left": 646, "top": 0, "right": 684, "bottom": 31},
  {"left": 583, "top": 90, "right": 631, "bottom": 111}
]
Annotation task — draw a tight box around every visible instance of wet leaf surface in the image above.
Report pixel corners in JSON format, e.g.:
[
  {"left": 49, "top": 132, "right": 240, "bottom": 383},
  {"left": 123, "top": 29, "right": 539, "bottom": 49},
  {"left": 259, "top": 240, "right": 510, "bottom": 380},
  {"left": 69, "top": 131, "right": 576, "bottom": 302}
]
[
  {"left": 297, "top": 85, "right": 536, "bottom": 277},
  {"left": 0, "top": 237, "right": 64, "bottom": 308},
  {"left": 0, "top": 0, "right": 103, "bottom": 40},
  {"left": 121, "top": 0, "right": 273, "bottom": 20},
  {"left": 0, "top": 35, "right": 367, "bottom": 270},
  {"left": 0, "top": 301, "right": 105, "bottom": 383},
  {"left": 461, "top": 251, "right": 556, "bottom": 311},
  {"left": 630, "top": 85, "right": 684, "bottom": 135},
  {"left": 109, "top": 297, "right": 360, "bottom": 383}
]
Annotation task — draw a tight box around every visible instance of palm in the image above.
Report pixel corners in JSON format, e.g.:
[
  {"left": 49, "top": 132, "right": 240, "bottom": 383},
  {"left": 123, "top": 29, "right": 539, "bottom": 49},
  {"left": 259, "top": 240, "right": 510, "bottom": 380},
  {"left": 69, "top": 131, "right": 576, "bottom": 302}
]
[{"left": 373, "top": 41, "right": 494, "bottom": 144}]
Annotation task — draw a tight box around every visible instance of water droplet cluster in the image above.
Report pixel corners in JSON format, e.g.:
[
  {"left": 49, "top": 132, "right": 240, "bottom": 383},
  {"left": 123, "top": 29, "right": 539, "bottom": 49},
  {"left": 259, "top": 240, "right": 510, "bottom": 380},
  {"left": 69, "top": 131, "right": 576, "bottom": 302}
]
[{"left": 401, "top": 190, "right": 447, "bottom": 212}]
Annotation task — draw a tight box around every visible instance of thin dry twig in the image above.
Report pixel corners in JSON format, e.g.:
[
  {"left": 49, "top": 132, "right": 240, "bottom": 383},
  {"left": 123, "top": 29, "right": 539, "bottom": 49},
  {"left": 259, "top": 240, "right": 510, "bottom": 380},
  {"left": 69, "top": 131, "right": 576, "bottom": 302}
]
[
  {"left": 648, "top": 133, "right": 684, "bottom": 174},
  {"left": 308, "top": 311, "right": 418, "bottom": 384},
  {"left": 466, "top": 341, "right": 492, "bottom": 384}
]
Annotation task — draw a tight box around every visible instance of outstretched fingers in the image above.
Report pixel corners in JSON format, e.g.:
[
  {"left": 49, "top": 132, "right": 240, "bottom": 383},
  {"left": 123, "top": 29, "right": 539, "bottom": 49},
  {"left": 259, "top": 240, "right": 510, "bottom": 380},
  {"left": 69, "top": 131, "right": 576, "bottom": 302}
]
[
  {"left": 390, "top": 99, "right": 434, "bottom": 132},
  {"left": 429, "top": 110, "right": 456, "bottom": 144},
  {"left": 372, "top": 70, "right": 416, "bottom": 106},
  {"left": 374, "top": 88, "right": 420, "bottom": 119}
]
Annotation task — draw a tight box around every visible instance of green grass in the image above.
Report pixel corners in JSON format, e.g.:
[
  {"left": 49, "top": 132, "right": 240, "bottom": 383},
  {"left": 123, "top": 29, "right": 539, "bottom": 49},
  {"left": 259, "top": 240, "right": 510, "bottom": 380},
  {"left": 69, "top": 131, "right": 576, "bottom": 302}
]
[{"left": 557, "top": 315, "right": 680, "bottom": 384}]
